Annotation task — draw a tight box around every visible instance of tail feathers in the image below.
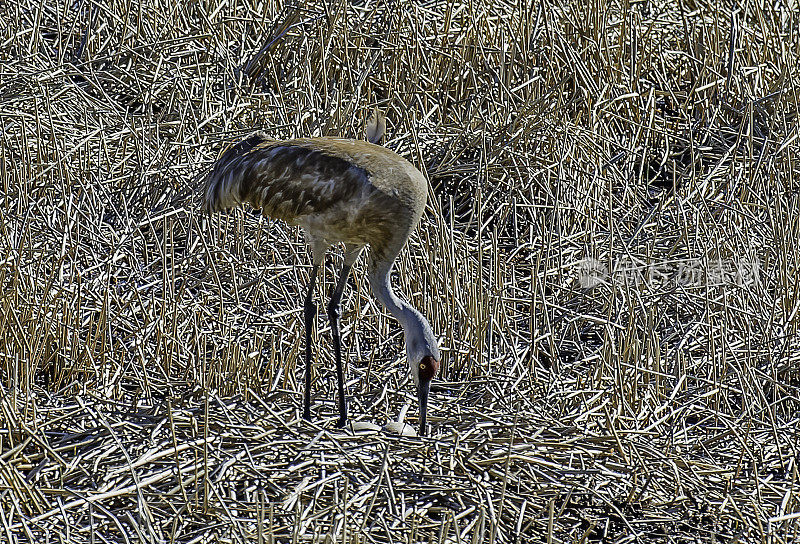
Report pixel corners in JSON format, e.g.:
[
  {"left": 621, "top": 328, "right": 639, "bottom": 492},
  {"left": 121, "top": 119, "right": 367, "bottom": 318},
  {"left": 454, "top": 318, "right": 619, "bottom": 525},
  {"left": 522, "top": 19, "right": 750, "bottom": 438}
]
[
  {"left": 203, "top": 168, "right": 241, "bottom": 213},
  {"left": 203, "top": 132, "right": 268, "bottom": 213}
]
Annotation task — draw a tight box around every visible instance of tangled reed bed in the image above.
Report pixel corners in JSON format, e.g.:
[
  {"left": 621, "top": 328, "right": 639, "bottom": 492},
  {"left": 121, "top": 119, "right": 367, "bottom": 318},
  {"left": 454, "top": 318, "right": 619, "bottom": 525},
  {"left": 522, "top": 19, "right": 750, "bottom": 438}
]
[
  {"left": 1, "top": 0, "right": 800, "bottom": 541},
  {"left": 5, "top": 385, "right": 795, "bottom": 543}
]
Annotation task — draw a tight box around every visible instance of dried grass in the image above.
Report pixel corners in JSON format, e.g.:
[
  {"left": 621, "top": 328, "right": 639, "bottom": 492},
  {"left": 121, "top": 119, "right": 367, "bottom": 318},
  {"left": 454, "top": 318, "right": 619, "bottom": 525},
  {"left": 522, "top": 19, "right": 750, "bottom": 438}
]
[{"left": 1, "top": 0, "right": 800, "bottom": 542}]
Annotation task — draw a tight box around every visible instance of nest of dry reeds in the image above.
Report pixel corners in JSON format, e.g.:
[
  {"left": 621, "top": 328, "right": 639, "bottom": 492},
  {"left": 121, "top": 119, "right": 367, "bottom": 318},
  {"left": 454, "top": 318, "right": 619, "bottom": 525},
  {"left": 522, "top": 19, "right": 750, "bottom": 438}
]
[{"left": 2, "top": 0, "right": 799, "bottom": 542}]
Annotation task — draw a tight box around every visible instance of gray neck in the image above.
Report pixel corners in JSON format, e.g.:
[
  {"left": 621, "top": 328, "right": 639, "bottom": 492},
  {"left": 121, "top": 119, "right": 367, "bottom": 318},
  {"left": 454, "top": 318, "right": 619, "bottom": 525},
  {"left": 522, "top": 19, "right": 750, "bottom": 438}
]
[{"left": 368, "top": 263, "right": 439, "bottom": 361}]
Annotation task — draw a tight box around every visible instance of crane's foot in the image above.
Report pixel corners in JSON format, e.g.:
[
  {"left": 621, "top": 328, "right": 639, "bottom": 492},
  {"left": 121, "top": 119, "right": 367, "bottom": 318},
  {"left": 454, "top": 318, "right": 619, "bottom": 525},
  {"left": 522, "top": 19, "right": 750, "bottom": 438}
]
[
  {"left": 335, "top": 416, "right": 348, "bottom": 428},
  {"left": 302, "top": 408, "right": 311, "bottom": 421}
]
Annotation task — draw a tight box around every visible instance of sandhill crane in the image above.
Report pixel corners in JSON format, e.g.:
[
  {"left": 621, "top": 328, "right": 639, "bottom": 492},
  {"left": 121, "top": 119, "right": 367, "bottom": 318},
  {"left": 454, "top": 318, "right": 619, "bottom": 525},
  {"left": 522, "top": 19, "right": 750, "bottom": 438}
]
[{"left": 203, "top": 129, "right": 440, "bottom": 435}]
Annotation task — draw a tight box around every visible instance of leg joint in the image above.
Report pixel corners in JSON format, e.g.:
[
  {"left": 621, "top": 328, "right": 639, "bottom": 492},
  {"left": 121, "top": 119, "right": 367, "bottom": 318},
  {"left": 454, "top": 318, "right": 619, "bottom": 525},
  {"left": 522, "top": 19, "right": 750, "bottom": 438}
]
[
  {"left": 305, "top": 296, "right": 316, "bottom": 310},
  {"left": 326, "top": 300, "right": 340, "bottom": 321}
]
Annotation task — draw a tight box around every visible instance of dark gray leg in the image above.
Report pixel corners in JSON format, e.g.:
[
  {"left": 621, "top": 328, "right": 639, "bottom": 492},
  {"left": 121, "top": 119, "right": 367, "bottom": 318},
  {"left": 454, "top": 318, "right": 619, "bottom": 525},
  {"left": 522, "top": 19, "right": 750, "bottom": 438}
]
[
  {"left": 326, "top": 245, "right": 364, "bottom": 428},
  {"left": 302, "top": 240, "right": 328, "bottom": 422}
]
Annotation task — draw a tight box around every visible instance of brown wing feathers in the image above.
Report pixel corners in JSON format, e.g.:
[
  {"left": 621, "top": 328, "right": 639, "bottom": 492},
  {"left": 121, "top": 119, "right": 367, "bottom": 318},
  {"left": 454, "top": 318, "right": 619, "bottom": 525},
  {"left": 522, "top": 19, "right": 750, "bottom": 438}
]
[{"left": 203, "top": 134, "right": 372, "bottom": 221}]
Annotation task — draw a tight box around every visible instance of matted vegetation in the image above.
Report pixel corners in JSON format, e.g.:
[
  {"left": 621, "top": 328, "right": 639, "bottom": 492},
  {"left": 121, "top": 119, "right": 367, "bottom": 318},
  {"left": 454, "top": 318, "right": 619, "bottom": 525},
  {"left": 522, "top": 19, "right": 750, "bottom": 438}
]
[{"left": 2, "top": 0, "right": 799, "bottom": 542}]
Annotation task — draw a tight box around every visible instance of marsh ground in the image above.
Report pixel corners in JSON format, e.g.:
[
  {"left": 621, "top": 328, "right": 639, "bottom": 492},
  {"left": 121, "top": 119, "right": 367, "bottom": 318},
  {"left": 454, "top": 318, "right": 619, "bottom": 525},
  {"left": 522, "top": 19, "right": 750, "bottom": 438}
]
[{"left": 1, "top": 0, "right": 799, "bottom": 542}]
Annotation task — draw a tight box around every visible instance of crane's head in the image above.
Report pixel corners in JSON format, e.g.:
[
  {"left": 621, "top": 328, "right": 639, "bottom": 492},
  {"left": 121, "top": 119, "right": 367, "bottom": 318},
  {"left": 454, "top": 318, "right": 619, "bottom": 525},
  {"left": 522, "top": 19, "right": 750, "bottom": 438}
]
[
  {"left": 413, "top": 354, "right": 439, "bottom": 436},
  {"left": 405, "top": 320, "right": 440, "bottom": 436}
]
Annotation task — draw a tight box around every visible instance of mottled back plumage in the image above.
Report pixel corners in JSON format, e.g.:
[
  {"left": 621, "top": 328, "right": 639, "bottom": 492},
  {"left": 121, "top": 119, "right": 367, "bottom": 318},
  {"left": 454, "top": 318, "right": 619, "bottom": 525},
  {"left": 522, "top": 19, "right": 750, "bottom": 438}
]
[{"left": 204, "top": 132, "right": 427, "bottom": 263}]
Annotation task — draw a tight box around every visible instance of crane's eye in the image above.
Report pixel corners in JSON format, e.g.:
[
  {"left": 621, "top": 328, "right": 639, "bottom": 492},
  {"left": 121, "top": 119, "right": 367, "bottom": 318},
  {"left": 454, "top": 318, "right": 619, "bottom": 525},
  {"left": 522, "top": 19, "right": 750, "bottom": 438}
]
[{"left": 419, "top": 363, "right": 426, "bottom": 370}]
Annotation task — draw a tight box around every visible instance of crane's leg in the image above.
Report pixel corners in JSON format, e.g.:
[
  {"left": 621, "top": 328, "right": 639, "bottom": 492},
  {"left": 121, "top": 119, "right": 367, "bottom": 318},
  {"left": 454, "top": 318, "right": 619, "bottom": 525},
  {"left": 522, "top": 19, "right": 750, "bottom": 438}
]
[
  {"left": 303, "top": 241, "right": 327, "bottom": 421},
  {"left": 327, "top": 245, "right": 364, "bottom": 428}
]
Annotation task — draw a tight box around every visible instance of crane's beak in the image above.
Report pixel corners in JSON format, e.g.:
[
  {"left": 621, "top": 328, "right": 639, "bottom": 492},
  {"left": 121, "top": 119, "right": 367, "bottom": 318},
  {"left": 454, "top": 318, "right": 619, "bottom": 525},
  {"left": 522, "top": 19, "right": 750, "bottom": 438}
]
[
  {"left": 416, "top": 355, "right": 439, "bottom": 436},
  {"left": 417, "top": 380, "right": 430, "bottom": 436}
]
